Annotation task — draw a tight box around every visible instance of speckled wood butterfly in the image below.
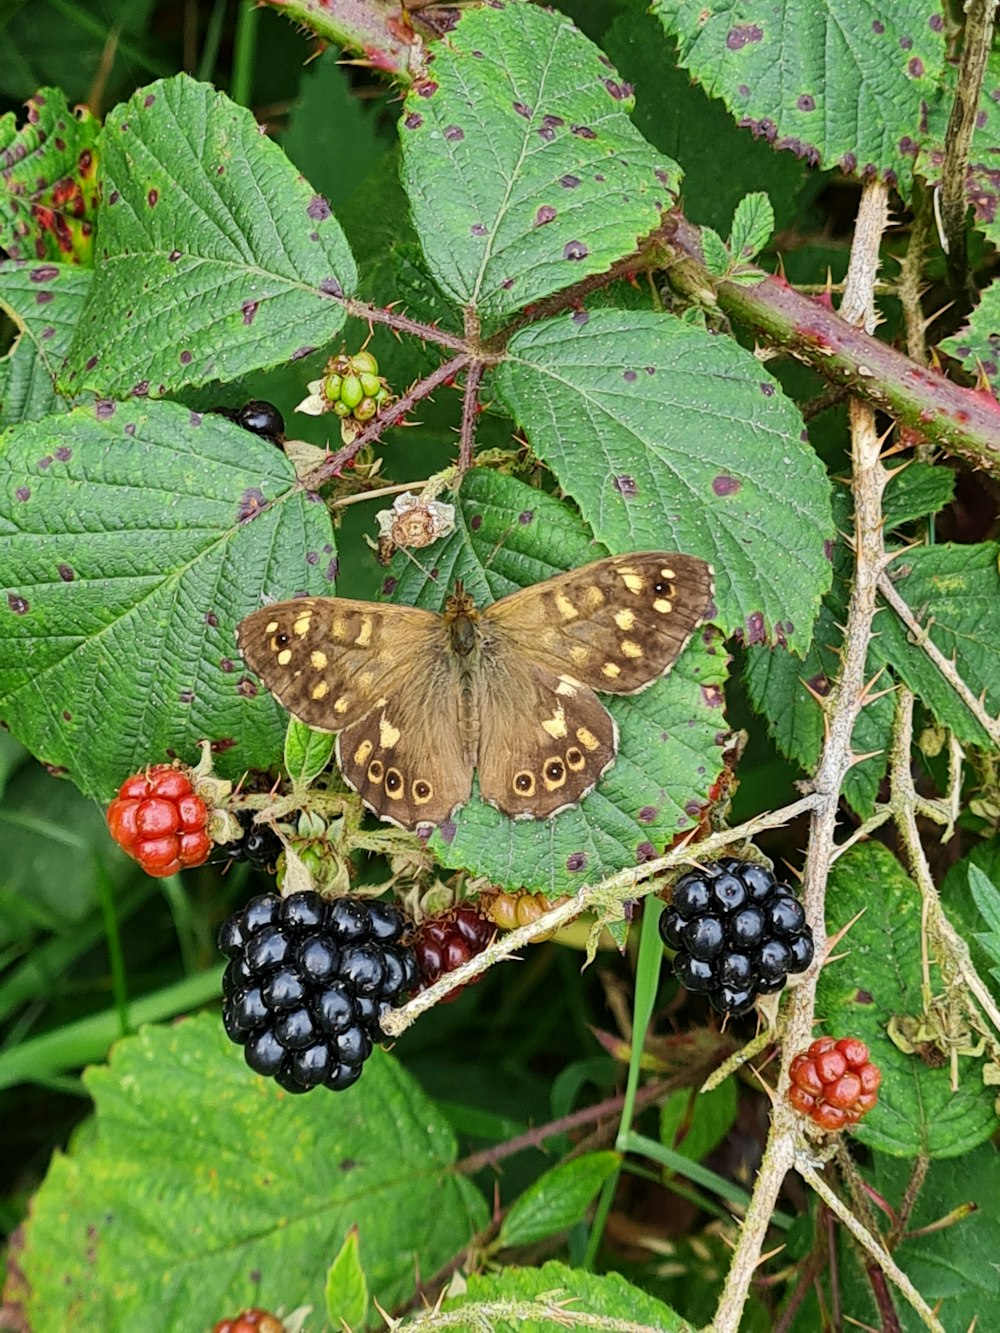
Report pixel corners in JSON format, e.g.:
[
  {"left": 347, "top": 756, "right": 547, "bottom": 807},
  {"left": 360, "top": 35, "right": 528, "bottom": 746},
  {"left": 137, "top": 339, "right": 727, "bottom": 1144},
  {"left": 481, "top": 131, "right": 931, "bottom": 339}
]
[{"left": 237, "top": 553, "right": 714, "bottom": 831}]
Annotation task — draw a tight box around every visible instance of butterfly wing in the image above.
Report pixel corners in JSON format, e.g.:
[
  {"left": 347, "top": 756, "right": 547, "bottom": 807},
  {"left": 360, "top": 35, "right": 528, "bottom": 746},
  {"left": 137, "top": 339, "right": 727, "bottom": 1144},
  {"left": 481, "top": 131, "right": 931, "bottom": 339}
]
[
  {"left": 484, "top": 553, "right": 714, "bottom": 694},
  {"left": 238, "top": 596, "right": 474, "bottom": 828},
  {"left": 475, "top": 650, "right": 617, "bottom": 819}
]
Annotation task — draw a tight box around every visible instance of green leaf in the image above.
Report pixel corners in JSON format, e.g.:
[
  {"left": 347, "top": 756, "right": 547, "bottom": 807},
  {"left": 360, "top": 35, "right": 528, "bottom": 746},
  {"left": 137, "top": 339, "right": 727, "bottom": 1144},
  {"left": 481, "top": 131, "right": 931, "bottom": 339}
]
[
  {"left": 941, "top": 837, "right": 1000, "bottom": 1009},
  {"left": 0, "top": 261, "right": 93, "bottom": 426},
  {"left": 839, "top": 1142, "right": 1000, "bottom": 1332},
  {"left": 882, "top": 460, "right": 956, "bottom": 529},
  {"left": 284, "top": 718, "right": 335, "bottom": 788},
  {"left": 659, "top": 1077, "right": 737, "bottom": 1165},
  {"left": 498, "top": 1150, "right": 620, "bottom": 1248},
  {"left": 18, "top": 1014, "right": 487, "bottom": 1329},
  {"left": 456, "top": 1260, "right": 690, "bottom": 1331},
  {"left": 818, "top": 842, "right": 997, "bottom": 1159},
  {"left": 325, "top": 1226, "right": 368, "bottom": 1331},
  {"left": 399, "top": 5, "right": 681, "bottom": 329},
  {"left": 0, "top": 88, "right": 100, "bottom": 263},
  {"left": 62, "top": 74, "right": 357, "bottom": 398},
  {"left": 872, "top": 543, "right": 1000, "bottom": 749},
  {"left": 700, "top": 226, "right": 730, "bottom": 277},
  {"left": 941, "top": 279, "right": 1000, "bottom": 393},
  {"left": 389, "top": 469, "right": 730, "bottom": 894},
  {"left": 967, "top": 864, "right": 1000, "bottom": 983},
  {"left": 0, "top": 399, "right": 336, "bottom": 798},
  {"left": 651, "top": 0, "right": 944, "bottom": 192},
  {"left": 921, "top": 50, "right": 1000, "bottom": 255},
  {"left": 496, "top": 310, "right": 833, "bottom": 652},
  {"left": 729, "top": 192, "right": 774, "bottom": 262}
]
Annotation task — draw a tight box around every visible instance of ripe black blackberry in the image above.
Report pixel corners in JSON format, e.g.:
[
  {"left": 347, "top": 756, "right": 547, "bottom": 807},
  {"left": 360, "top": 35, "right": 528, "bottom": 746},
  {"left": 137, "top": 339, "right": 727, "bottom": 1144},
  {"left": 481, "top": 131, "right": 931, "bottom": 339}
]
[
  {"left": 210, "top": 400, "right": 285, "bottom": 443},
  {"left": 226, "top": 809, "right": 282, "bottom": 874},
  {"left": 219, "top": 891, "right": 416, "bottom": 1092},
  {"left": 659, "top": 858, "right": 814, "bottom": 1016}
]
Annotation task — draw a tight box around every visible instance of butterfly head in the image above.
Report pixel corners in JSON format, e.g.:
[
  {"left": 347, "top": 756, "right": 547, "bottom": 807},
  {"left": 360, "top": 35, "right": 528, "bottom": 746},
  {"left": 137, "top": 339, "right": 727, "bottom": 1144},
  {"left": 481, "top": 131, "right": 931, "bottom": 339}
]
[{"left": 444, "top": 581, "right": 480, "bottom": 658}]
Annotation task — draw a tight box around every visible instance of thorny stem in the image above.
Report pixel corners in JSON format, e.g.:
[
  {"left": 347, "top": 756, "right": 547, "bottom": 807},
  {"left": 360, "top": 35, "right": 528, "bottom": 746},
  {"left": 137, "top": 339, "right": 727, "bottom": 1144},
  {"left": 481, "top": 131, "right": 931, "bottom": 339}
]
[
  {"left": 877, "top": 570, "right": 1000, "bottom": 748},
  {"left": 797, "top": 1163, "right": 945, "bottom": 1333},
  {"left": 711, "top": 180, "right": 895, "bottom": 1333},
  {"left": 458, "top": 361, "right": 486, "bottom": 473},
  {"left": 938, "top": 0, "right": 998, "bottom": 299},
  {"left": 379, "top": 794, "right": 821, "bottom": 1036}
]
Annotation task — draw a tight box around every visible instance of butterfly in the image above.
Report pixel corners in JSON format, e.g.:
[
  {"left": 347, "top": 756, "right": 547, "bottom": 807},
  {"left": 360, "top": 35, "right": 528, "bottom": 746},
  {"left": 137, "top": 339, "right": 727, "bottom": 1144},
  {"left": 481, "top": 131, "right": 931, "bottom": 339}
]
[{"left": 237, "top": 552, "right": 714, "bottom": 831}]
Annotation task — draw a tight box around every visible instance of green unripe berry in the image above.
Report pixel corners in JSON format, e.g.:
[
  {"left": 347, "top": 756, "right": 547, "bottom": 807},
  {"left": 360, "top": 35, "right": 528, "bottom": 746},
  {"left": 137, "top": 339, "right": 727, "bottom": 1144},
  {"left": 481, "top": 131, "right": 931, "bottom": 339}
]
[
  {"left": 332, "top": 399, "right": 352, "bottom": 418},
  {"left": 351, "top": 351, "right": 379, "bottom": 376},
  {"left": 374, "top": 387, "right": 390, "bottom": 405},
  {"left": 359, "top": 372, "right": 382, "bottom": 397},
  {"left": 354, "top": 396, "right": 378, "bottom": 421},
  {"left": 340, "top": 374, "right": 364, "bottom": 410},
  {"left": 323, "top": 372, "right": 343, "bottom": 401}
]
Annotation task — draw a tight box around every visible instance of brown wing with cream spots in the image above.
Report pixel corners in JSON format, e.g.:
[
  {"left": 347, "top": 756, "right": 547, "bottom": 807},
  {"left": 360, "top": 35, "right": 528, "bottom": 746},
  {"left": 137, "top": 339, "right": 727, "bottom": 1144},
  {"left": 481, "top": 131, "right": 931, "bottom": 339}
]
[
  {"left": 238, "top": 595, "right": 475, "bottom": 829},
  {"left": 475, "top": 650, "right": 617, "bottom": 819},
  {"left": 483, "top": 552, "right": 714, "bottom": 695},
  {"left": 236, "top": 596, "right": 443, "bottom": 731}
]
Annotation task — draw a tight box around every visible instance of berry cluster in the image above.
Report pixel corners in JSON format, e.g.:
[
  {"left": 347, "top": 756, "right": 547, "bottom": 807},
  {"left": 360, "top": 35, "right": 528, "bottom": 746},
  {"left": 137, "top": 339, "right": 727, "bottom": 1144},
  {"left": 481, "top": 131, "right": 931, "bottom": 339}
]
[
  {"left": 486, "top": 890, "right": 569, "bottom": 941},
  {"left": 412, "top": 904, "right": 493, "bottom": 1001},
  {"left": 659, "top": 858, "right": 814, "bottom": 1016},
  {"left": 298, "top": 349, "right": 392, "bottom": 431},
  {"left": 212, "top": 1311, "right": 284, "bottom": 1333},
  {"left": 211, "top": 399, "right": 285, "bottom": 443},
  {"left": 106, "top": 765, "right": 212, "bottom": 878},
  {"left": 789, "top": 1037, "right": 882, "bottom": 1131},
  {"left": 226, "top": 809, "right": 283, "bottom": 874},
  {"left": 220, "top": 892, "right": 415, "bottom": 1093}
]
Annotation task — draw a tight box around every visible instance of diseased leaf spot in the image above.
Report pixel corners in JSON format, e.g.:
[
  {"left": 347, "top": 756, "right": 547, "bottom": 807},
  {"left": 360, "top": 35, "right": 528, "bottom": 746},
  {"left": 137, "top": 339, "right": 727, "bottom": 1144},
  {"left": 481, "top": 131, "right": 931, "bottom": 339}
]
[
  {"left": 179, "top": 690, "right": 194, "bottom": 704},
  {"left": 796, "top": 94, "right": 816, "bottom": 111},
  {"left": 179, "top": 349, "right": 192, "bottom": 365},
  {"left": 563, "top": 240, "right": 588, "bottom": 260},
  {"left": 85, "top": 355, "right": 98, "bottom": 371},
  {"left": 95, "top": 399, "right": 115, "bottom": 419},
  {"left": 438, "top": 819, "right": 456, "bottom": 844},
  {"left": 320, "top": 277, "right": 343, "bottom": 297},
  {"left": 7, "top": 594, "right": 29, "bottom": 614},
  {"left": 700, "top": 684, "right": 724, "bottom": 708},
  {"left": 636, "top": 841, "right": 657, "bottom": 863},
  {"left": 929, "top": 14, "right": 943, "bottom": 30},
  {"left": 147, "top": 189, "right": 158, "bottom": 207},
  {"left": 205, "top": 612, "right": 218, "bottom": 627},
  {"left": 744, "top": 611, "right": 766, "bottom": 644},
  {"left": 623, "top": 369, "right": 637, "bottom": 382},
  {"left": 382, "top": 576, "right": 398, "bottom": 597},
  {"left": 603, "top": 80, "right": 632, "bottom": 101},
  {"left": 907, "top": 57, "right": 925, "bottom": 78},
  {"left": 219, "top": 658, "right": 234, "bottom": 672},
  {"left": 560, "top": 174, "right": 580, "bottom": 189},
  {"left": 62, "top": 710, "right": 72, "bottom": 721},
  {"left": 572, "top": 310, "right": 589, "bottom": 325},
  {"left": 684, "top": 799, "right": 704, "bottom": 818},
  {"left": 513, "top": 101, "right": 531, "bottom": 118},
  {"left": 613, "top": 475, "right": 638, "bottom": 497},
  {"left": 236, "top": 487, "right": 266, "bottom": 522},
  {"left": 872, "top": 20, "right": 885, "bottom": 33},
  {"left": 571, "top": 125, "right": 596, "bottom": 139},
  {"left": 638, "top": 805, "right": 658, "bottom": 823},
  {"left": 417, "top": 80, "right": 438, "bottom": 98},
  {"left": 535, "top": 205, "right": 556, "bottom": 226},
  {"left": 241, "top": 300, "right": 258, "bottom": 325},
  {"left": 566, "top": 852, "right": 587, "bottom": 872},
  {"left": 899, "top": 35, "right": 913, "bottom": 51},
  {"left": 57, "top": 563, "right": 74, "bottom": 581},
  {"left": 38, "top": 456, "right": 52, "bottom": 470},
  {"left": 132, "top": 380, "right": 150, "bottom": 397},
  {"left": 210, "top": 738, "right": 236, "bottom": 753},
  {"left": 727, "top": 24, "right": 763, "bottom": 49},
  {"left": 470, "top": 514, "right": 482, "bottom": 531},
  {"left": 30, "top": 265, "right": 58, "bottom": 282},
  {"left": 307, "top": 195, "right": 331, "bottom": 221},
  {"left": 518, "top": 509, "right": 534, "bottom": 524},
  {"left": 471, "top": 222, "right": 487, "bottom": 237},
  {"left": 325, "top": 558, "right": 338, "bottom": 582},
  {"left": 760, "top": 382, "right": 775, "bottom": 396},
  {"left": 15, "top": 487, "right": 30, "bottom": 502},
  {"left": 236, "top": 677, "right": 258, "bottom": 698},
  {"left": 444, "top": 125, "right": 464, "bottom": 141},
  {"left": 404, "top": 112, "right": 423, "bottom": 130},
  {"left": 712, "top": 474, "right": 741, "bottom": 496},
  {"left": 291, "top": 346, "right": 316, "bottom": 361},
  {"left": 168, "top": 249, "right": 182, "bottom": 262}
]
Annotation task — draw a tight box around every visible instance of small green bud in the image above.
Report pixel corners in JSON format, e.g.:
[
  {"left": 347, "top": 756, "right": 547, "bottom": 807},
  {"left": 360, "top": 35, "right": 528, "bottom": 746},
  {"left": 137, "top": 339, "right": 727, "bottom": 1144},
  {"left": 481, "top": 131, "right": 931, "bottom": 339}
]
[
  {"left": 351, "top": 350, "right": 379, "bottom": 376},
  {"left": 322, "top": 372, "right": 343, "bottom": 401},
  {"left": 340, "top": 374, "right": 364, "bottom": 410}
]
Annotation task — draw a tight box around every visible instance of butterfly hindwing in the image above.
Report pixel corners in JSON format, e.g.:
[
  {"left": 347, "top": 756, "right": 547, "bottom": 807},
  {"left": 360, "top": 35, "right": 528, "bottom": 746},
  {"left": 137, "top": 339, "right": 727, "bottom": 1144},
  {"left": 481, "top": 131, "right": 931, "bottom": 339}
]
[
  {"left": 484, "top": 553, "right": 714, "bottom": 695},
  {"left": 475, "top": 650, "right": 617, "bottom": 818}
]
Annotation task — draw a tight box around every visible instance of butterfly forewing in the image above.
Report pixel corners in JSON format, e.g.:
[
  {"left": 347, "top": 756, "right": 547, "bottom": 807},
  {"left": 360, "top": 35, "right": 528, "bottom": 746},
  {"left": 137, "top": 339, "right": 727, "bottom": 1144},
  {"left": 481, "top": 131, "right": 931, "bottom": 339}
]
[
  {"left": 484, "top": 553, "right": 714, "bottom": 695},
  {"left": 236, "top": 596, "right": 445, "bottom": 731}
]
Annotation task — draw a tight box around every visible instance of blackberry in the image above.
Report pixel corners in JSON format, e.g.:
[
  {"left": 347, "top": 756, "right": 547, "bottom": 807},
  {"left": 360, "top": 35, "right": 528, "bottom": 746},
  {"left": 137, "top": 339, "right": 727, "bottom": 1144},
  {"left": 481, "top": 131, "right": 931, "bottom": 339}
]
[
  {"left": 210, "top": 400, "right": 285, "bottom": 443},
  {"left": 412, "top": 904, "right": 493, "bottom": 1002},
  {"left": 226, "top": 809, "right": 282, "bottom": 874},
  {"left": 659, "top": 859, "right": 814, "bottom": 1016},
  {"left": 219, "top": 892, "right": 414, "bottom": 1092}
]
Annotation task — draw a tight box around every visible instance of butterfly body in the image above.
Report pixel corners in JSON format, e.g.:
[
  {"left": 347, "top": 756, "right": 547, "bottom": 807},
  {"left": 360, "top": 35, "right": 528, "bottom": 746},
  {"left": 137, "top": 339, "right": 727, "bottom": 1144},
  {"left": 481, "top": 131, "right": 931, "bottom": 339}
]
[{"left": 237, "top": 553, "right": 714, "bottom": 831}]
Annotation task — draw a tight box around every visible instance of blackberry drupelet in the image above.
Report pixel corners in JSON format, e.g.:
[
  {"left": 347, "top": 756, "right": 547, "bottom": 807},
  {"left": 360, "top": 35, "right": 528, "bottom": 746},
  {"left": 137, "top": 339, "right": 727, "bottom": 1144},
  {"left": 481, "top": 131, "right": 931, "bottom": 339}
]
[
  {"left": 219, "top": 892, "right": 415, "bottom": 1092},
  {"left": 659, "top": 858, "right": 814, "bottom": 1016}
]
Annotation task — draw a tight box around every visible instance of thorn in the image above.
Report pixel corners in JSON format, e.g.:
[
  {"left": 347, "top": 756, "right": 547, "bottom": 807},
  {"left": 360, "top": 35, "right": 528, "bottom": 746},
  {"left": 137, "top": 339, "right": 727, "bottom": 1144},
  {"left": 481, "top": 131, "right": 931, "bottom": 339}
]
[
  {"left": 845, "top": 747, "right": 885, "bottom": 769},
  {"left": 799, "top": 675, "right": 831, "bottom": 709},
  {"left": 822, "top": 907, "right": 866, "bottom": 961}
]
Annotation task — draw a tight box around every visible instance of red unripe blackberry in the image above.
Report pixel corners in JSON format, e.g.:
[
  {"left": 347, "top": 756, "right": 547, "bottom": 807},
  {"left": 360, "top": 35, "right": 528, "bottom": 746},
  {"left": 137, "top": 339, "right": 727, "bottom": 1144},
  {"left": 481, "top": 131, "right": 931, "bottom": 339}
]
[
  {"left": 788, "top": 1037, "right": 882, "bottom": 1130},
  {"left": 212, "top": 1310, "right": 284, "bottom": 1333},
  {"left": 412, "top": 903, "right": 493, "bottom": 1001},
  {"left": 659, "top": 858, "right": 814, "bottom": 1015},
  {"left": 106, "top": 764, "right": 212, "bottom": 877}
]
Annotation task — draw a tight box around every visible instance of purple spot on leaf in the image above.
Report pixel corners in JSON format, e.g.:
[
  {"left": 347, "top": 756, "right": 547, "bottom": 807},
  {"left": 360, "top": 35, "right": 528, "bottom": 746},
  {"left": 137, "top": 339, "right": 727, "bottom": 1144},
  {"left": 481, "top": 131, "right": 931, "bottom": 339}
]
[
  {"left": 54, "top": 446, "right": 71, "bottom": 462},
  {"left": 236, "top": 487, "right": 267, "bottom": 522},
  {"left": 563, "top": 240, "right": 588, "bottom": 260},
  {"left": 220, "top": 659, "right": 234, "bottom": 673},
  {"left": 242, "top": 300, "right": 258, "bottom": 325},
  {"left": 614, "top": 475, "right": 638, "bottom": 497},
  {"left": 325, "top": 559, "right": 339, "bottom": 582},
  {"left": 471, "top": 222, "right": 487, "bottom": 237},
  {"left": 700, "top": 684, "right": 724, "bottom": 708},
  {"left": 144, "top": 93, "right": 156, "bottom": 107},
  {"left": 291, "top": 346, "right": 316, "bottom": 361},
  {"left": 205, "top": 612, "right": 218, "bottom": 627},
  {"left": 15, "top": 487, "right": 30, "bottom": 502},
  {"left": 404, "top": 113, "right": 423, "bottom": 130},
  {"left": 638, "top": 805, "right": 657, "bottom": 823},
  {"left": 470, "top": 514, "right": 482, "bottom": 530},
  {"left": 382, "top": 577, "right": 398, "bottom": 596},
  {"left": 518, "top": 510, "right": 534, "bottom": 524},
  {"left": 566, "top": 851, "right": 587, "bottom": 872},
  {"left": 571, "top": 125, "right": 597, "bottom": 140},
  {"left": 179, "top": 350, "right": 192, "bottom": 365},
  {"left": 147, "top": 189, "right": 158, "bottom": 207},
  {"left": 571, "top": 310, "right": 589, "bottom": 325},
  {"left": 560, "top": 175, "right": 581, "bottom": 189},
  {"left": 535, "top": 205, "right": 556, "bottom": 225},
  {"left": 513, "top": 101, "right": 531, "bottom": 118},
  {"left": 872, "top": 19, "right": 884, "bottom": 33},
  {"left": 727, "top": 23, "right": 763, "bottom": 49},
  {"left": 307, "top": 195, "right": 332, "bottom": 221},
  {"left": 684, "top": 799, "right": 703, "bottom": 818},
  {"left": 236, "top": 677, "right": 258, "bottom": 698},
  {"left": 712, "top": 474, "right": 740, "bottom": 496},
  {"left": 179, "top": 690, "right": 194, "bottom": 704},
  {"left": 929, "top": 13, "right": 943, "bottom": 29},
  {"left": 900, "top": 35, "right": 913, "bottom": 51},
  {"left": 85, "top": 355, "right": 98, "bottom": 372},
  {"left": 132, "top": 381, "right": 149, "bottom": 397},
  {"left": 305, "top": 551, "right": 319, "bottom": 566},
  {"left": 38, "top": 456, "right": 52, "bottom": 470},
  {"left": 636, "top": 841, "right": 657, "bottom": 863},
  {"left": 623, "top": 369, "right": 637, "bottom": 382},
  {"left": 908, "top": 57, "right": 924, "bottom": 78},
  {"left": 797, "top": 94, "right": 815, "bottom": 112},
  {"left": 744, "top": 611, "right": 766, "bottom": 644},
  {"left": 438, "top": 819, "right": 457, "bottom": 845},
  {"left": 444, "top": 125, "right": 464, "bottom": 141},
  {"left": 7, "top": 594, "right": 29, "bottom": 614},
  {"left": 30, "top": 265, "right": 58, "bottom": 282}
]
